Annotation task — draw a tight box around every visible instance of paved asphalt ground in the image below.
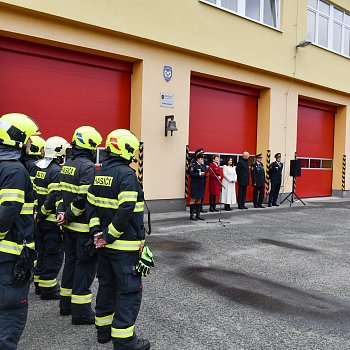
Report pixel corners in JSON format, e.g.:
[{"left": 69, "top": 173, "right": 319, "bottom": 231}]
[{"left": 19, "top": 198, "right": 350, "bottom": 350}]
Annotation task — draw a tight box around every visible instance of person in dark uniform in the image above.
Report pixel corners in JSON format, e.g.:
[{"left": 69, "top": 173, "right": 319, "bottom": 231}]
[
  {"left": 192, "top": 148, "right": 207, "bottom": 213},
  {"left": 33, "top": 136, "right": 70, "bottom": 300},
  {"left": 251, "top": 153, "right": 266, "bottom": 208},
  {"left": 0, "top": 113, "right": 39, "bottom": 349},
  {"left": 236, "top": 151, "right": 250, "bottom": 210},
  {"left": 268, "top": 153, "right": 283, "bottom": 207},
  {"left": 189, "top": 152, "right": 206, "bottom": 220},
  {"left": 22, "top": 135, "right": 45, "bottom": 184},
  {"left": 57, "top": 126, "right": 102, "bottom": 325},
  {"left": 86, "top": 129, "right": 152, "bottom": 350}
]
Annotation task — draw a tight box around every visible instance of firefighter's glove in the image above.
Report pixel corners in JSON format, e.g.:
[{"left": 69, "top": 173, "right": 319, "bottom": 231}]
[
  {"left": 13, "top": 245, "right": 37, "bottom": 287},
  {"left": 135, "top": 246, "right": 154, "bottom": 277}
]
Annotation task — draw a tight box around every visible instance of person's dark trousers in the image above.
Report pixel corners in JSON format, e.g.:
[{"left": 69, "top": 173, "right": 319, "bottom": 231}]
[
  {"left": 268, "top": 182, "right": 281, "bottom": 205},
  {"left": 0, "top": 261, "right": 30, "bottom": 350},
  {"left": 33, "top": 224, "right": 43, "bottom": 293},
  {"left": 200, "top": 198, "right": 207, "bottom": 213},
  {"left": 36, "top": 223, "right": 63, "bottom": 296},
  {"left": 60, "top": 229, "right": 97, "bottom": 318},
  {"left": 253, "top": 186, "right": 265, "bottom": 207},
  {"left": 95, "top": 251, "right": 142, "bottom": 348},
  {"left": 237, "top": 185, "right": 247, "bottom": 209}
]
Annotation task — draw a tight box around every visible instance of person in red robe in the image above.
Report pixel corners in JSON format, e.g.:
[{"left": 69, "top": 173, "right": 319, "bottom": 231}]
[{"left": 208, "top": 155, "right": 222, "bottom": 212}]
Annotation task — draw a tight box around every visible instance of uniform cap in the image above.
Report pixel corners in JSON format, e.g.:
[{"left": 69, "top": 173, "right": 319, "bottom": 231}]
[
  {"left": 256, "top": 153, "right": 263, "bottom": 158},
  {"left": 275, "top": 153, "right": 281, "bottom": 158}
]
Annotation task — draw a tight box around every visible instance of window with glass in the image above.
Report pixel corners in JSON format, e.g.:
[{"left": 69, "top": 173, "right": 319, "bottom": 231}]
[
  {"left": 200, "top": 0, "right": 280, "bottom": 29},
  {"left": 307, "top": 0, "right": 350, "bottom": 57},
  {"left": 299, "top": 157, "right": 333, "bottom": 169}
]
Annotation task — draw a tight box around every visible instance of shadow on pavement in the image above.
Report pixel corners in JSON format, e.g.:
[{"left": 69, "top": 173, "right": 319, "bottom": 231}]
[
  {"left": 258, "top": 238, "right": 318, "bottom": 253},
  {"left": 181, "top": 266, "right": 350, "bottom": 325}
]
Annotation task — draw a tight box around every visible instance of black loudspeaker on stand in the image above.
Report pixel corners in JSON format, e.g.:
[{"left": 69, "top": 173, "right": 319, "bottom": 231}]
[{"left": 280, "top": 158, "right": 306, "bottom": 207}]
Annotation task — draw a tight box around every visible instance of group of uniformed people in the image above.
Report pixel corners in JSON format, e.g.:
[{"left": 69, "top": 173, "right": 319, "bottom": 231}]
[
  {"left": 0, "top": 113, "right": 153, "bottom": 350},
  {"left": 189, "top": 150, "right": 284, "bottom": 216}
]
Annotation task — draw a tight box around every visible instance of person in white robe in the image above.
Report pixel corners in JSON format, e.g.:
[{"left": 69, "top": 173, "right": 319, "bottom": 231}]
[{"left": 221, "top": 157, "right": 237, "bottom": 210}]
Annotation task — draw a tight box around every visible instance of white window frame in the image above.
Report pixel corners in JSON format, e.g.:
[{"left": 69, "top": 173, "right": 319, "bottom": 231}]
[
  {"left": 199, "top": 0, "right": 281, "bottom": 30},
  {"left": 298, "top": 157, "right": 333, "bottom": 170},
  {"left": 307, "top": 0, "right": 350, "bottom": 58}
]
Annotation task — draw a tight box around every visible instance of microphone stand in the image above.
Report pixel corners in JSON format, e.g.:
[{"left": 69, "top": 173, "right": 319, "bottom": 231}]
[{"left": 206, "top": 164, "right": 230, "bottom": 226}]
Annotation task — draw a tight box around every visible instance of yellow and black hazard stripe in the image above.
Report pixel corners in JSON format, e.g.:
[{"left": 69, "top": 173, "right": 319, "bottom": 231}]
[
  {"left": 265, "top": 149, "right": 271, "bottom": 192},
  {"left": 342, "top": 155, "right": 346, "bottom": 191},
  {"left": 185, "top": 145, "right": 190, "bottom": 199},
  {"left": 137, "top": 142, "right": 144, "bottom": 188}
]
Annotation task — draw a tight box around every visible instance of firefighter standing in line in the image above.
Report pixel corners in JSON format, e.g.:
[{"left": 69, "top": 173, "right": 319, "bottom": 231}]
[
  {"left": 22, "top": 135, "right": 45, "bottom": 184},
  {"left": 33, "top": 136, "right": 70, "bottom": 300},
  {"left": 268, "top": 153, "right": 283, "bottom": 207},
  {"left": 86, "top": 129, "right": 153, "bottom": 350},
  {"left": 57, "top": 126, "right": 102, "bottom": 325},
  {"left": 0, "top": 113, "right": 39, "bottom": 349}
]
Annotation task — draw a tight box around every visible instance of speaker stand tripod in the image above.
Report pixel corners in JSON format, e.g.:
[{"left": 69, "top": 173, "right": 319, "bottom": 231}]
[
  {"left": 280, "top": 176, "right": 305, "bottom": 207},
  {"left": 206, "top": 165, "right": 230, "bottom": 226}
]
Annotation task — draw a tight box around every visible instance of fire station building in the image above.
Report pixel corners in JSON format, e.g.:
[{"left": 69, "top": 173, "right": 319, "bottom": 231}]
[{"left": 1, "top": 0, "right": 350, "bottom": 211}]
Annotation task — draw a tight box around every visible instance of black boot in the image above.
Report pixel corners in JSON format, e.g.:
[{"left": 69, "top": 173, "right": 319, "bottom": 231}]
[
  {"left": 196, "top": 204, "right": 204, "bottom": 220},
  {"left": 114, "top": 337, "right": 150, "bottom": 350},
  {"left": 72, "top": 311, "right": 95, "bottom": 325},
  {"left": 209, "top": 196, "right": 214, "bottom": 212},
  {"left": 224, "top": 204, "right": 231, "bottom": 211},
  {"left": 200, "top": 199, "right": 207, "bottom": 213},
  {"left": 190, "top": 204, "right": 198, "bottom": 220},
  {"left": 213, "top": 196, "right": 219, "bottom": 212}
]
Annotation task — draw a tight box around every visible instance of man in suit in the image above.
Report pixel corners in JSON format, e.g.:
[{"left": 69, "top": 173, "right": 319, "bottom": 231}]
[
  {"left": 236, "top": 151, "right": 250, "bottom": 210},
  {"left": 251, "top": 153, "right": 265, "bottom": 208},
  {"left": 268, "top": 153, "right": 283, "bottom": 207}
]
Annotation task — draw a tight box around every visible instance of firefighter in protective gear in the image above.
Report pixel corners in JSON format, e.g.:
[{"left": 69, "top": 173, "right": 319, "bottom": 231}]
[
  {"left": 0, "top": 113, "right": 39, "bottom": 349},
  {"left": 23, "top": 135, "right": 45, "bottom": 183},
  {"left": 57, "top": 126, "right": 102, "bottom": 325},
  {"left": 87, "top": 129, "right": 152, "bottom": 350},
  {"left": 33, "top": 136, "right": 70, "bottom": 300}
]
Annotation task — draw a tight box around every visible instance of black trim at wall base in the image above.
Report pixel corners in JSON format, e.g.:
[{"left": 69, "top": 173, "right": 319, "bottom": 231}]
[
  {"left": 333, "top": 190, "right": 350, "bottom": 198},
  {"left": 146, "top": 199, "right": 186, "bottom": 213}
]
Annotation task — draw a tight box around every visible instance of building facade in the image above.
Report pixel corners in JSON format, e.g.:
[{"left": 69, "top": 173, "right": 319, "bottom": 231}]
[{"left": 1, "top": 0, "right": 350, "bottom": 211}]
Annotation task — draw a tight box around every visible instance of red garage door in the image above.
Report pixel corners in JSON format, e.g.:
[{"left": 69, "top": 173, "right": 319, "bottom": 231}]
[
  {"left": 296, "top": 99, "right": 336, "bottom": 198},
  {"left": 0, "top": 37, "right": 132, "bottom": 142},
  {"left": 188, "top": 76, "right": 260, "bottom": 203}
]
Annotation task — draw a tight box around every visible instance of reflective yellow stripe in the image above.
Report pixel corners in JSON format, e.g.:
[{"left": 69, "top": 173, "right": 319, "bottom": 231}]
[
  {"left": 61, "top": 182, "right": 90, "bottom": 194},
  {"left": 0, "top": 240, "right": 35, "bottom": 255},
  {"left": 38, "top": 278, "right": 57, "bottom": 288},
  {"left": 105, "top": 239, "right": 145, "bottom": 251},
  {"left": 134, "top": 201, "right": 144, "bottom": 212},
  {"left": 111, "top": 325, "right": 135, "bottom": 339},
  {"left": 79, "top": 184, "right": 90, "bottom": 194},
  {"left": 89, "top": 217, "right": 100, "bottom": 228},
  {"left": 70, "top": 202, "right": 85, "bottom": 216},
  {"left": 95, "top": 313, "right": 114, "bottom": 327},
  {"left": 0, "top": 189, "right": 25, "bottom": 204},
  {"left": 20, "top": 202, "right": 35, "bottom": 215},
  {"left": 118, "top": 191, "right": 137, "bottom": 205},
  {"left": 45, "top": 214, "right": 57, "bottom": 223},
  {"left": 71, "top": 294, "right": 92, "bottom": 304},
  {"left": 63, "top": 222, "right": 90, "bottom": 233},
  {"left": 0, "top": 231, "right": 9, "bottom": 239},
  {"left": 35, "top": 185, "right": 48, "bottom": 195},
  {"left": 108, "top": 223, "right": 123, "bottom": 239},
  {"left": 48, "top": 182, "right": 60, "bottom": 193},
  {"left": 56, "top": 199, "right": 63, "bottom": 206},
  {"left": 30, "top": 176, "right": 35, "bottom": 184},
  {"left": 60, "top": 288, "right": 72, "bottom": 297},
  {"left": 33, "top": 275, "right": 40, "bottom": 283},
  {"left": 40, "top": 205, "right": 51, "bottom": 216},
  {"left": 87, "top": 192, "right": 119, "bottom": 209}
]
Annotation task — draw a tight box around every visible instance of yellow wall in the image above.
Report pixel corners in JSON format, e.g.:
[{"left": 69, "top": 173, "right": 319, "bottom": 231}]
[
  {"left": 1, "top": 0, "right": 350, "bottom": 93},
  {"left": 1, "top": 1, "right": 350, "bottom": 201}
]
